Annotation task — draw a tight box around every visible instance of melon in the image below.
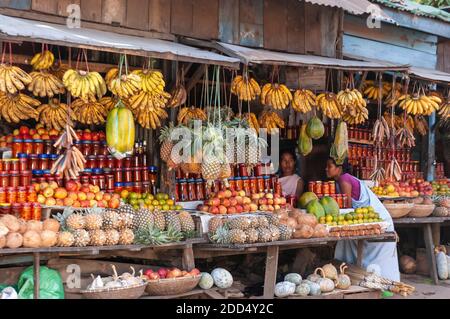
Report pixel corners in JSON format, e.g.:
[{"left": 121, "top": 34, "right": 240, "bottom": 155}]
[
  {"left": 298, "top": 192, "right": 318, "bottom": 209},
  {"left": 295, "top": 282, "right": 310, "bottom": 296},
  {"left": 284, "top": 273, "right": 302, "bottom": 285},
  {"left": 304, "top": 280, "right": 321, "bottom": 296},
  {"left": 306, "top": 116, "right": 325, "bottom": 140},
  {"left": 436, "top": 251, "right": 448, "bottom": 280},
  {"left": 306, "top": 200, "right": 326, "bottom": 219},
  {"left": 274, "top": 281, "right": 296, "bottom": 298},
  {"left": 211, "top": 268, "right": 233, "bottom": 289},
  {"left": 199, "top": 272, "right": 214, "bottom": 290},
  {"left": 320, "top": 196, "right": 340, "bottom": 217}
]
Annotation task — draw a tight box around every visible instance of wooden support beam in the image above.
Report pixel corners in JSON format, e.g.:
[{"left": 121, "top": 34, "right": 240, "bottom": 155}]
[
  {"left": 424, "top": 224, "right": 439, "bottom": 285},
  {"left": 263, "top": 245, "right": 279, "bottom": 299},
  {"left": 356, "top": 240, "right": 364, "bottom": 267},
  {"left": 182, "top": 244, "right": 195, "bottom": 271},
  {"left": 186, "top": 65, "right": 206, "bottom": 93},
  {"left": 426, "top": 113, "right": 436, "bottom": 181}
]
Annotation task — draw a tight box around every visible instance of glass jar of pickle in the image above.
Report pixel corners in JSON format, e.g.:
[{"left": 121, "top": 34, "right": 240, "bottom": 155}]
[
  {"left": 141, "top": 167, "right": 149, "bottom": 182},
  {"left": 179, "top": 179, "right": 188, "bottom": 202},
  {"left": 18, "top": 154, "right": 28, "bottom": 171},
  {"left": 11, "top": 203, "right": 22, "bottom": 217},
  {"left": 44, "top": 140, "right": 54, "bottom": 154},
  {"left": 100, "top": 141, "right": 108, "bottom": 156},
  {"left": 0, "top": 204, "right": 11, "bottom": 215},
  {"left": 92, "top": 141, "right": 101, "bottom": 156},
  {"left": 32, "top": 203, "right": 41, "bottom": 221},
  {"left": 106, "top": 156, "right": 114, "bottom": 168},
  {"left": 250, "top": 177, "right": 257, "bottom": 194},
  {"left": 0, "top": 187, "right": 5, "bottom": 203},
  {"left": 3, "top": 159, "right": 11, "bottom": 172},
  {"left": 188, "top": 179, "right": 197, "bottom": 201},
  {"left": 81, "top": 141, "right": 92, "bottom": 157},
  {"left": 86, "top": 156, "right": 97, "bottom": 169},
  {"left": 33, "top": 139, "right": 44, "bottom": 154},
  {"left": 28, "top": 155, "right": 39, "bottom": 171},
  {"left": 6, "top": 187, "right": 16, "bottom": 204},
  {"left": 20, "top": 203, "right": 31, "bottom": 220},
  {"left": 263, "top": 176, "right": 270, "bottom": 191},
  {"left": 90, "top": 176, "right": 99, "bottom": 187},
  {"left": 113, "top": 168, "right": 123, "bottom": 183},
  {"left": 17, "top": 187, "right": 27, "bottom": 203},
  {"left": 12, "top": 139, "right": 23, "bottom": 157},
  {"left": 195, "top": 179, "right": 205, "bottom": 201},
  {"left": 235, "top": 177, "right": 243, "bottom": 191},
  {"left": 98, "top": 175, "right": 106, "bottom": 191},
  {"left": 123, "top": 157, "right": 132, "bottom": 169},
  {"left": 124, "top": 168, "right": 132, "bottom": 183},
  {"left": 10, "top": 171, "right": 20, "bottom": 188},
  {"left": 257, "top": 176, "right": 264, "bottom": 192},
  {"left": 20, "top": 171, "right": 31, "bottom": 187},
  {"left": 0, "top": 172, "right": 9, "bottom": 188},
  {"left": 23, "top": 139, "right": 33, "bottom": 155},
  {"left": 27, "top": 186, "right": 37, "bottom": 202},
  {"left": 97, "top": 155, "right": 106, "bottom": 168},
  {"left": 133, "top": 167, "right": 141, "bottom": 182},
  {"left": 39, "top": 154, "right": 49, "bottom": 170},
  {"left": 106, "top": 174, "right": 115, "bottom": 190},
  {"left": 11, "top": 159, "right": 19, "bottom": 171},
  {"left": 81, "top": 175, "right": 90, "bottom": 185},
  {"left": 242, "top": 177, "right": 250, "bottom": 194}
]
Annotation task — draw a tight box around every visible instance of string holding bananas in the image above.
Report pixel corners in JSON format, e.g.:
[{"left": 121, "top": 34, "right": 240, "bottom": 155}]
[
  {"left": 258, "top": 111, "right": 285, "bottom": 135},
  {"left": 243, "top": 113, "right": 260, "bottom": 133},
  {"left": 50, "top": 62, "right": 70, "bottom": 81},
  {"left": 28, "top": 71, "right": 65, "bottom": 98},
  {"left": 363, "top": 81, "right": 390, "bottom": 100},
  {"left": 30, "top": 50, "right": 54, "bottom": 71},
  {"left": 0, "top": 64, "right": 32, "bottom": 94},
  {"left": 231, "top": 75, "right": 261, "bottom": 101},
  {"left": 261, "top": 83, "right": 293, "bottom": 110},
  {"left": 292, "top": 89, "right": 316, "bottom": 113},
  {"left": 63, "top": 69, "right": 107, "bottom": 101},
  {"left": 316, "top": 92, "right": 342, "bottom": 119},
  {"left": 385, "top": 83, "right": 403, "bottom": 108},
  {"left": 398, "top": 94, "right": 441, "bottom": 115},
  {"left": 0, "top": 92, "right": 40, "bottom": 123},
  {"left": 99, "top": 96, "right": 130, "bottom": 113},
  {"left": 37, "top": 99, "right": 76, "bottom": 131},
  {"left": 106, "top": 68, "right": 141, "bottom": 99},
  {"left": 177, "top": 107, "right": 207, "bottom": 125},
  {"left": 396, "top": 126, "right": 416, "bottom": 148},
  {"left": 72, "top": 98, "right": 108, "bottom": 125}
]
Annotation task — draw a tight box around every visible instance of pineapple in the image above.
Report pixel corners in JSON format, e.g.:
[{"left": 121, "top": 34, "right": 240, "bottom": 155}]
[
  {"left": 258, "top": 216, "right": 269, "bottom": 228},
  {"left": 66, "top": 214, "right": 85, "bottom": 231},
  {"left": 73, "top": 230, "right": 90, "bottom": 247},
  {"left": 118, "top": 204, "right": 136, "bottom": 215},
  {"left": 278, "top": 225, "right": 293, "bottom": 241},
  {"left": 102, "top": 210, "right": 120, "bottom": 230},
  {"left": 266, "top": 214, "right": 280, "bottom": 226},
  {"left": 165, "top": 212, "right": 181, "bottom": 232},
  {"left": 118, "top": 213, "right": 134, "bottom": 230},
  {"left": 132, "top": 208, "right": 154, "bottom": 230},
  {"left": 268, "top": 225, "right": 281, "bottom": 242},
  {"left": 134, "top": 226, "right": 170, "bottom": 246},
  {"left": 119, "top": 229, "right": 135, "bottom": 245},
  {"left": 234, "top": 127, "right": 265, "bottom": 166},
  {"left": 248, "top": 216, "right": 260, "bottom": 229},
  {"left": 228, "top": 229, "right": 247, "bottom": 244},
  {"left": 228, "top": 217, "right": 251, "bottom": 230},
  {"left": 89, "top": 230, "right": 106, "bottom": 246},
  {"left": 104, "top": 229, "right": 120, "bottom": 246},
  {"left": 202, "top": 124, "right": 224, "bottom": 184},
  {"left": 201, "top": 161, "right": 222, "bottom": 185},
  {"left": 152, "top": 211, "right": 166, "bottom": 231},
  {"left": 57, "top": 231, "right": 75, "bottom": 247},
  {"left": 178, "top": 211, "right": 196, "bottom": 233},
  {"left": 85, "top": 213, "right": 103, "bottom": 231},
  {"left": 208, "top": 217, "right": 224, "bottom": 235},
  {"left": 159, "top": 124, "right": 175, "bottom": 163},
  {"left": 211, "top": 225, "right": 230, "bottom": 244},
  {"left": 165, "top": 226, "right": 184, "bottom": 242},
  {"left": 257, "top": 228, "right": 271, "bottom": 243},
  {"left": 245, "top": 228, "right": 259, "bottom": 244}
]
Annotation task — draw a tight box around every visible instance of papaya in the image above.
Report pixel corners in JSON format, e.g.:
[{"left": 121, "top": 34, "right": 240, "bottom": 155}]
[
  {"left": 298, "top": 192, "right": 319, "bottom": 209},
  {"left": 306, "top": 199, "right": 326, "bottom": 219},
  {"left": 106, "top": 101, "right": 135, "bottom": 157},
  {"left": 298, "top": 124, "right": 313, "bottom": 156},
  {"left": 330, "top": 121, "right": 348, "bottom": 165},
  {"left": 320, "top": 196, "right": 340, "bottom": 216},
  {"left": 306, "top": 116, "right": 325, "bottom": 140}
]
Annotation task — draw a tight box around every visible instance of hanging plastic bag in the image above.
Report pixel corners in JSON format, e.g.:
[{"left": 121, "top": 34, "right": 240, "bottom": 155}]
[
  {"left": 1, "top": 287, "right": 18, "bottom": 299},
  {"left": 17, "top": 266, "right": 64, "bottom": 299}
]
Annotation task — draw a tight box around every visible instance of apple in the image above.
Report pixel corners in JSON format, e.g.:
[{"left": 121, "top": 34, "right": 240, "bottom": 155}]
[
  {"left": 235, "top": 205, "right": 243, "bottom": 214},
  {"left": 37, "top": 194, "right": 46, "bottom": 204},
  {"left": 54, "top": 187, "right": 68, "bottom": 200},
  {"left": 40, "top": 182, "right": 50, "bottom": 191},
  {"left": 217, "top": 191, "right": 225, "bottom": 199},
  {"left": 98, "top": 131, "right": 106, "bottom": 140},
  {"left": 265, "top": 193, "right": 274, "bottom": 199},
  {"left": 190, "top": 268, "right": 201, "bottom": 276},
  {"left": 97, "top": 200, "right": 106, "bottom": 208},
  {"left": 91, "top": 132, "right": 100, "bottom": 141},
  {"left": 235, "top": 196, "right": 244, "bottom": 205},
  {"left": 221, "top": 198, "right": 231, "bottom": 208},
  {"left": 32, "top": 133, "right": 41, "bottom": 140},
  {"left": 80, "top": 186, "right": 90, "bottom": 193},
  {"left": 231, "top": 190, "right": 238, "bottom": 197},
  {"left": 19, "top": 126, "right": 29, "bottom": 135},
  {"left": 66, "top": 180, "right": 79, "bottom": 192},
  {"left": 112, "top": 193, "right": 121, "bottom": 200},
  {"left": 95, "top": 192, "right": 104, "bottom": 201},
  {"left": 267, "top": 199, "right": 274, "bottom": 205},
  {"left": 56, "top": 199, "right": 64, "bottom": 206},
  {"left": 280, "top": 198, "right": 287, "bottom": 205},
  {"left": 72, "top": 201, "right": 81, "bottom": 208},
  {"left": 209, "top": 206, "right": 219, "bottom": 214},
  {"left": 43, "top": 187, "right": 55, "bottom": 198},
  {"left": 229, "top": 198, "right": 238, "bottom": 207},
  {"left": 48, "top": 129, "right": 59, "bottom": 137},
  {"left": 63, "top": 198, "right": 74, "bottom": 206},
  {"left": 210, "top": 198, "right": 220, "bottom": 207},
  {"left": 144, "top": 269, "right": 154, "bottom": 277},
  {"left": 274, "top": 204, "right": 281, "bottom": 210},
  {"left": 89, "top": 185, "right": 100, "bottom": 194},
  {"left": 82, "top": 131, "right": 92, "bottom": 141},
  {"left": 250, "top": 203, "right": 258, "bottom": 212},
  {"left": 218, "top": 205, "right": 227, "bottom": 215},
  {"left": 81, "top": 200, "right": 90, "bottom": 208},
  {"left": 243, "top": 197, "right": 252, "bottom": 205},
  {"left": 267, "top": 205, "right": 275, "bottom": 212},
  {"left": 227, "top": 207, "right": 237, "bottom": 214},
  {"left": 77, "top": 192, "right": 87, "bottom": 201},
  {"left": 224, "top": 190, "right": 232, "bottom": 198},
  {"left": 103, "top": 193, "right": 112, "bottom": 201},
  {"left": 37, "top": 128, "right": 47, "bottom": 135},
  {"left": 243, "top": 204, "right": 251, "bottom": 212},
  {"left": 158, "top": 268, "right": 168, "bottom": 279},
  {"left": 109, "top": 198, "right": 120, "bottom": 209},
  {"left": 259, "top": 198, "right": 268, "bottom": 205},
  {"left": 45, "top": 198, "right": 57, "bottom": 206},
  {"left": 251, "top": 194, "right": 260, "bottom": 201},
  {"left": 13, "top": 129, "right": 20, "bottom": 136},
  {"left": 148, "top": 272, "right": 160, "bottom": 280},
  {"left": 48, "top": 181, "right": 59, "bottom": 190},
  {"left": 89, "top": 200, "right": 98, "bottom": 207},
  {"left": 259, "top": 204, "right": 268, "bottom": 211},
  {"left": 67, "top": 192, "right": 78, "bottom": 201},
  {"left": 86, "top": 192, "right": 96, "bottom": 201}
]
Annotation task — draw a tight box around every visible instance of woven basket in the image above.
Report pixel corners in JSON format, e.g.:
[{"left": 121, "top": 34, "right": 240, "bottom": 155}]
[
  {"left": 383, "top": 203, "right": 414, "bottom": 219},
  {"left": 81, "top": 283, "right": 147, "bottom": 299},
  {"left": 145, "top": 275, "right": 201, "bottom": 296},
  {"left": 408, "top": 204, "right": 436, "bottom": 218}
]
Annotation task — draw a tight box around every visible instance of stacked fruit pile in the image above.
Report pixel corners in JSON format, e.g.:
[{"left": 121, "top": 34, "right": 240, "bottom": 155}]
[
  {"left": 120, "top": 191, "right": 182, "bottom": 212},
  {"left": 319, "top": 207, "right": 383, "bottom": 227},
  {"left": 432, "top": 180, "right": 450, "bottom": 196},
  {"left": 298, "top": 192, "right": 341, "bottom": 219},
  {"left": 143, "top": 267, "right": 200, "bottom": 280},
  {"left": 372, "top": 179, "right": 434, "bottom": 198},
  {"left": 273, "top": 209, "right": 328, "bottom": 240}
]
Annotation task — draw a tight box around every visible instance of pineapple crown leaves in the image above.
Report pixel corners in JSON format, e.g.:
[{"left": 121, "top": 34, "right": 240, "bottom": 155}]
[
  {"left": 210, "top": 224, "right": 230, "bottom": 244},
  {"left": 134, "top": 225, "right": 170, "bottom": 246},
  {"left": 54, "top": 207, "right": 75, "bottom": 231}
]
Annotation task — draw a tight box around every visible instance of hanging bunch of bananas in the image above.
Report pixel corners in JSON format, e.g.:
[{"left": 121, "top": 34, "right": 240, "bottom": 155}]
[
  {"left": 30, "top": 50, "right": 55, "bottom": 70},
  {"left": 167, "top": 83, "right": 187, "bottom": 108},
  {"left": 316, "top": 92, "right": 342, "bottom": 119},
  {"left": 406, "top": 114, "right": 415, "bottom": 133},
  {"left": 63, "top": 69, "right": 107, "bottom": 100},
  {"left": 338, "top": 89, "right": 369, "bottom": 125},
  {"left": 258, "top": 110, "right": 286, "bottom": 135},
  {"left": 231, "top": 75, "right": 261, "bottom": 101},
  {"left": 99, "top": 96, "right": 129, "bottom": 113},
  {"left": 132, "top": 69, "right": 166, "bottom": 94},
  {"left": 130, "top": 90, "right": 171, "bottom": 111},
  {"left": 414, "top": 115, "right": 429, "bottom": 136},
  {"left": 177, "top": 107, "right": 207, "bottom": 125},
  {"left": 438, "top": 97, "right": 449, "bottom": 119},
  {"left": 385, "top": 83, "right": 403, "bottom": 108},
  {"left": 363, "top": 80, "right": 390, "bottom": 100},
  {"left": 135, "top": 106, "right": 168, "bottom": 130},
  {"left": 398, "top": 93, "right": 441, "bottom": 115},
  {"left": 243, "top": 113, "right": 260, "bottom": 133},
  {"left": 37, "top": 99, "right": 75, "bottom": 131},
  {"left": 28, "top": 71, "right": 65, "bottom": 98},
  {"left": 0, "top": 92, "right": 40, "bottom": 123},
  {"left": 292, "top": 89, "right": 316, "bottom": 113},
  {"left": 50, "top": 62, "right": 70, "bottom": 81},
  {"left": 261, "top": 83, "right": 293, "bottom": 110},
  {"left": 106, "top": 68, "right": 142, "bottom": 99},
  {"left": 383, "top": 111, "right": 406, "bottom": 130},
  {"left": 0, "top": 64, "right": 32, "bottom": 94},
  {"left": 72, "top": 98, "right": 107, "bottom": 125}
]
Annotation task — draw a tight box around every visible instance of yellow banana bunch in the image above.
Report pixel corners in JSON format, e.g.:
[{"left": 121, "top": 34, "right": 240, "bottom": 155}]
[
  {"left": 167, "top": 84, "right": 187, "bottom": 108},
  {"left": 342, "top": 107, "right": 369, "bottom": 125},
  {"left": 438, "top": 98, "right": 449, "bottom": 119},
  {"left": 385, "top": 85, "right": 403, "bottom": 108},
  {"left": 258, "top": 111, "right": 285, "bottom": 135},
  {"left": 0, "top": 92, "right": 40, "bottom": 123},
  {"left": 292, "top": 89, "right": 316, "bottom": 113},
  {"left": 129, "top": 90, "right": 171, "bottom": 113},
  {"left": 363, "top": 80, "right": 390, "bottom": 100},
  {"left": 30, "top": 50, "right": 54, "bottom": 70},
  {"left": 106, "top": 68, "right": 142, "bottom": 99},
  {"left": 28, "top": 71, "right": 65, "bottom": 98},
  {"left": 63, "top": 69, "right": 107, "bottom": 100},
  {"left": 244, "top": 112, "right": 260, "bottom": 133},
  {"left": 99, "top": 96, "right": 127, "bottom": 113},
  {"left": 132, "top": 69, "right": 166, "bottom": 94},
  {"left": 0, "top": 64, "right": 32, "bottom": 94},
  {"left": 316, "top": 92, "right": 342, "bottom": 119},
  {"left": 261, "top": 83, "right": 293, "bottom": 110},
  {"left": 231, "top": 75, "right": 261, "bottom": 101},
  {"left": 398, "top": 94, "right": 441, "bottom": 115},
  {"left": 72, "top": 98, "right": 108, "bottom": 125},
  {"left": 37, "top": 99, "right": 76, "bottom": 131},
  {"left": 337, "top": 89, "right": 365, "bottom": 112},
  {"left": 135, "top": 106, "right": 168, "bottom": 130},
  {"left": 177, "top": 107, "right": 207, "bottom": 125}
]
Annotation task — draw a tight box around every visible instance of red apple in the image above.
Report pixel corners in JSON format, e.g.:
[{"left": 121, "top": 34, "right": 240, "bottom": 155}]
[
  {"left": 89, "top": 200, "right": 98, "bottom": 207},
  {"left": 243, "top": 197, "right": 252, "bottom": 205},
  {"left": 63, "top": 198, "right": 74, "bottom": 206},
  {"left": 32, "top": 133, "right": 41, "bottom": 140},
  {"left": 267, "top": 199, "right": 274, "bottom": 205},
  {"left": 68, "top": 192, "right": 78, "bottom": 201},
  {"left": 103, "top": 193, "right": 112, "bottom": 201},
  {"left": 259, "top": 198, "right": 268, "bottom": 205},
  {"left": 91, "top": 132, "right": 100, "bottom": 141},
  {"left": 235, "top": 196, "right": 244, "bottom": 205},
  {"left": 217, "top": 191, "right": 225, "bottom": 199},
  {"left": 231, "top": 190, "right": 238, "bottom": 197},
  {"left": 224, "top": 190, "right": 232, "bottom": 198},
  {"left": 80, "top": 186, "right": 90, "bottom": 193},
  {"left": 243, "top": 204, "right": 251, "bottom": 212},
  {"left": 78, "top": 192, "right": 87, "bottom": 201},
  {"left": 66, "top": 180, "right": 79, "bottom": 192},
  {"left": 221, "top": 199, "right": 231, "bottom": 207},
  {"left": 190, "top": 268, "right": 201, "bottom": 276},
  {"left": 229, "top": 198, "right": 238, "bottom": 207},
  {"left": 45, "top": 198, "right": 57, "bottom": 206},
  {"left": 112, "top": 194, "right": 121, "bottom": 200},
  {"left": 43, "top": 187, "right": 55, "bottom": 198},
  {"left": 250, "top": 203, "right": 258, "bottom": 212},
  {"left": 95, "top": 192, "right": 104, "bottom": 201},
  {"left": 144, "top": 269, "right": 154, "bottom": 277},
  {"left": 49, "top": 129, "right": 59, "bottom": 137},
  {"left": 37, "top": 128, "right": 47, "bottom": 135},
  {"left": 108, "top": 198, "right": 120, "bottom": 209},
  {"left": 209, "top": 206, "right": 219, "bottom": 214},
  {"left": 56, "top": 199, "right": 64, "bottom": 206},
  {"left": 19, "top": 126, "right": 29, "bottom": 135},
  {"left": 148, "top": 272, "right": 160, "bottom": 280},
  {"left": 235, "top": 205, "right": 243, "bottom": 214},
  {"left": 86, "top": 192, "right": 96, "bottom": 201},
  {"left": 227, "top": 207, "right": 237, "bottom": 214},
  {"left": 54, "top": 187, "right": 68, "bottom": 200},
  {"left": 72, "top": 201, "right": 81, "bottom": 208},
  {"left": 81, "top": 200, "right": 90, "bottom": 208},
  {"left": 218, "top": 205, "right": 227, "bottom": 215},
  {"left": 157, "top": 268, "right": 168, "bottom": 279}
]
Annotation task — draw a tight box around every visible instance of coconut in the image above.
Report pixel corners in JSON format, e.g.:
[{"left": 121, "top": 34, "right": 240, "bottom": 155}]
[
  {"left": 400, "top": 255, "right": 416, "bottom": 274},
  {"left": 422, "top": 197, "right": 433, "bottom": 205},
  {"left": 0, "top": 235, "right": 6, "bottom": 249},
  {"left": 0, "top": 215, "right": 20, "bottom": 232},
  {"left": 294, "top": 225, "right": 314, "bottom": 239},
  {"left": 6, "top": 232, "right": 23, "bottom": 249},
  {"left": 285, "top": 217, "right": 298, "bottom": 229},
  {"left": 17, "top": 219, "right": 28, "bottom": 234},
  {"left": 0, "top": 221, "right": 9, "bottom": 237},
  {"left": 313, "top": 224, "right": 328, "bottom": 238},
  {"left": 43, "top": 219, "right": 60, "bottom": 233},
  {"left": 27, "top": 220, "right": 43, "bottom": 233},
  {"left": 411, "top": 197, "right": 424, "bottom": 205},
  {"left": 23, "top": 230, "right": 42, "bottom": 248},
  {"left": 297, "top": 214, "right": 318, "bottom": 228},
  {"left": 40, "top": 230, "right": 58, "bottom": 247}
]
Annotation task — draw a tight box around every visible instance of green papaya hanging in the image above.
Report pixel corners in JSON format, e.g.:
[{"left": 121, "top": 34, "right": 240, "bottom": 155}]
[
  {"left": 106, "top": 100, "right": 135, "bottom": 159},
  {"left": 298, "top": 124, "right": 313, "bottom": 156},
  {"left": 330, "top": 121, "right": 348, "bottom": 165},
  {"left": 306, "top": 116, "right": 325, "bottom": 140}
]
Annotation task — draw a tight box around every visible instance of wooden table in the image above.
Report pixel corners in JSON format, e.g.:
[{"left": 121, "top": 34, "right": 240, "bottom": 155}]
[
  {"left": 195, "top": 233, "right": 397, "bottom": 299},
  {"left": 394, "top": 217, "right": 450, "bottom": 285}
]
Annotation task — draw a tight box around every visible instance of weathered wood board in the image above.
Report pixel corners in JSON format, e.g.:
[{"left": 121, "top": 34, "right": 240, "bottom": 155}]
[{"left": 0, "top": 0, "right": 31, "bottom": 10}]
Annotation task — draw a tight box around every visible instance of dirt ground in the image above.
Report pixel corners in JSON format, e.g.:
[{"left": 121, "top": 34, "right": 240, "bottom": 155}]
[{"left": 392, "top": 274, "right": 450, "bottom": 299}]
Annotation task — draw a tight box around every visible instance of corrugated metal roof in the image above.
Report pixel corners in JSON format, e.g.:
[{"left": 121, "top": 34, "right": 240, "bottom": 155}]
[
  {"left": 372, "top": 0, "right": 450, "bottom": 22},
  {"left": 409, "top": 67, "right": 450, "bottom": 83},
  {"left": 217, "top": 42, "right": 410, "bottom": 71},
  {"left": 0, "top": 14, "right": 240, "bottom": 68}
]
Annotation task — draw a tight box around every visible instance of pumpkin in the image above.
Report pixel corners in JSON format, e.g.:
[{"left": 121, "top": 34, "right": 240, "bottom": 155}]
[
  {"left": 106, "top": 101, "right": 135, "bottom": 158},
  {"left": 274, "top": 281, "right": 296, "bottom": 298},
  {"left": 322, "top": 263, "right": 338, "bottom": 281},
  {"left": 199, "top": 272, "right": 214, "bottom": 290},
  {"left": 316, "top": 268, "right": 335, "bottom": 293},
  {"left": 436, "top": 248, "right": 448, "bottom": 280},
  {"left": 306, "top": 268, "right": 322, "bottom": 283},
  {"left": 295, "top": 282, "right": 310, "bottom": 296},
  {"left": 399, "top": 255, "right": 417, "bottom": 274},
  {"left": 284, "top": 273, "right": 302, "bottom": 285},
  {"left": 335, "top": 263, "right": 351, "bottom": 290},
  {"left": 303, "top": 280, "right": 321, "bottom": 296},
  {"left": 211, "top": 268, "right": 233, "bottom": 289}
]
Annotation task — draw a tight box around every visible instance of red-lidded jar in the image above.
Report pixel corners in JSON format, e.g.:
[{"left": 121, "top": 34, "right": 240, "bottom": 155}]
[
  {"left": 124, "top": 168, "right": 132, "bottom": 183},
  {"left": 18, "top": 154, "right": 28, "bottom": 171},
  {"left": 141, "top": 167, "right": 149, "bottom": 182},
  {"left": 275, "top": 182, "right": 282, "bottom": 196},
  {"left": 20, "top": 171, "right": 32, "bottom": 187},
  {"left": 81, "top": 141, "right": 92, "bottom": 157},
  {"left": 17, "top": 187, "right": 27, "bottom": 203},
  {"left": 39, "top": 154, "right": 49, "bottom": 171},
  {"left": 106, "top": 175, "right": 114, "bottom": 190},
  {"left": 229, "top": 178, "right": 236, "bottom": 192},
  {"left": 314, "top": 181, "right": 323, "bottom": 195},
  {"left": 250, "top": 177, "right": 257, "bottom": 194},
  {"left": 0, "top": 172, "right": 9, "bottom": 188},
  {"left": 0, "top": 159, "right": 3, "bottom": 172},
  {"left": 254, "top": 163, "right": 263, "bottom": 177},
  {"left": 239, "top": 164, "right": 248, "bottom": 177},
  {"left": 257, "top": 176, "right": 264, "bottom": 192},
  {"left": 132, "top": 155, "right": 139, "bottom": 168},
  {"left": 86, "top": 156, "right": 97, "bottom": 169},
  {"left": 6, "top": 187, "right": 17, "bottom": 204},
  {"left": 12, "top": 139, "right": 23, "bottom": 158},
  {"left": 0, "top": 187, "right": 5, "bottom": 203},
  {"left": 92, "top": 141, "right": 101, "bottom": 156},
  {"left": 113, "top": 168, "right": 123, "bottom": 183},
  {"left": 235, "top": 177, "right": 243, "bottom": 192},
  {"left": 106, "top": 156, "right": 114, "bottom": 168},
  {"left": 308, "top": 181, "right": 315, "bottom": 193},
  {"left": 97, "top": 155, "right": 106, "bottom": 168},
  {"left": 114, "top": 158, "right": 123, "bottom": 169},
  {"left": 133, "top": 182, "right": 143, "bottom": 193},
  {"left": 195, "top": 179, "right": 205, "bottom": 201},
  {"left": 98, "top": 175, "right": 106, "bottom": 191},
  {"left": 32, "top": 203, "right": 41, "bottom": 221},
  {"left": 10, "top": 159, "right": 19, "bottom": 171},
  {"left": 23, "top": 139, "right": 33, "bottom": 155},
  {"left": 28, "top": 155, "right": 39, "bottom": 171},
  {"left": 33, "top": 139, "right": 44, "bottom": 155},
  {"left": 263, "top": 176, "right": 270, "bottom": 191},
  {"left": 90, "top": 176, "right": 99, "bottom": 187},
  {"left": 10, "top": 171, "right": 20, "bottom": 188},
  {"left": 133, "top": 168, "right": 141, "bottom": 182},
  {"left": 101, "top": 141, "right": 108, "bottom": 156},
  {"left": 21, "top": 203, "right": 32, "bottom": 220},
  {"left": 188, "top": 179, "right": 197, "bottom": 201},
  {"left": 11, "top": 203, "right": 21, "bottom": 217},
  {"left": 81, "top": 175, "right": 90, "bottom": 185},
  {"left": 242, "top": 177, "right": 251, "bottom": 194},
  {"left": 3, "top": 160, "right": 11, "bottom": 172},
  {"left": 27, "top": 186, "right": 37, "bottom": 202}
]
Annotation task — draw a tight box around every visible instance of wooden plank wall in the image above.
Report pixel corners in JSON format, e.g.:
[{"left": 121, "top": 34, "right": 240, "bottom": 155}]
[{"left": 437, "top": 39, "right": 450, "bottom": 74}]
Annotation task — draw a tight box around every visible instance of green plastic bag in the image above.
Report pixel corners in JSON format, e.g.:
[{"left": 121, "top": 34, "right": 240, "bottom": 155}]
[{"left": 17, "top": 266, "right": 64, "bottom": 299}]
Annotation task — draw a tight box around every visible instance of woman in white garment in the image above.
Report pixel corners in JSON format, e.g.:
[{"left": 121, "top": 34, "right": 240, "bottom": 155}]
[
  {"left": 326, "top": 157, "right": 400, "bottom": 281},
  {"left": 279, "top": 150, "right": 304, "bottom": 198}
]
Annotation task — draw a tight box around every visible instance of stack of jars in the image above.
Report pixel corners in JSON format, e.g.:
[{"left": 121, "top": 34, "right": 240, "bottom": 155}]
[
  {"left": 307, "top": 180, "right": 349, "bottom": 209},
  {"left": 112, "top": 154, "right": 156, "bottom": 194}
]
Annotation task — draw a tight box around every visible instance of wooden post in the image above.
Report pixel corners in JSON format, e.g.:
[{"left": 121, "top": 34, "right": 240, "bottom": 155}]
[
  {"left": 424, "top": 224, "right": 439, "bottom": 284},
  {"left": 356, "top": 240, "right": 364, "bottom": 267},
  {"left": 263, "top": 246, "right": 279, "bottom": 299},
  {"left": 182, "top": 244, "right": 195, "bottom": 271},
  {"left": 33, "top": 252, "right": 40, "bottom": 300},
  {"left": 426, "top": 112, "right": 436, "bottom": 181},
  {"left": 432, "top": 224, "right": 441, "bottom": 247}
]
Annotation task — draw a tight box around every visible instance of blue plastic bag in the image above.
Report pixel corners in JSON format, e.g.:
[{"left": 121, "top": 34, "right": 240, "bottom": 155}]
[{"left": 17, "top": 266, "right": 64, "bottom": 299}]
